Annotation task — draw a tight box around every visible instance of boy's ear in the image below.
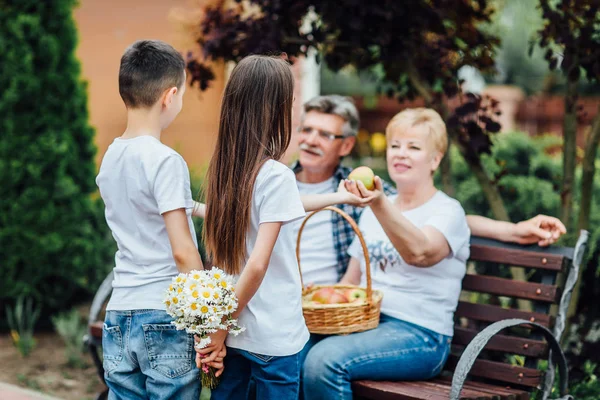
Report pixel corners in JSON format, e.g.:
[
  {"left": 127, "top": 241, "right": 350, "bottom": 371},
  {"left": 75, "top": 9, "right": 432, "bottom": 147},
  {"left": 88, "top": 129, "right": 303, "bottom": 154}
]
[{"left": 162, "top": 87, "right": 178, "bottom": 108}]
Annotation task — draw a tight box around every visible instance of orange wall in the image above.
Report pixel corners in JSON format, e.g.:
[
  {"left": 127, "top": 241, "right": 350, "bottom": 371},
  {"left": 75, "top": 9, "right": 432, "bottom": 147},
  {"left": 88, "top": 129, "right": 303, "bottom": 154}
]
[
  {"left": 74, "top": 0, "right": 225, "bottom": 174},
  {"left": 74, "top": 0, "right": 305, "bottom": 173}
]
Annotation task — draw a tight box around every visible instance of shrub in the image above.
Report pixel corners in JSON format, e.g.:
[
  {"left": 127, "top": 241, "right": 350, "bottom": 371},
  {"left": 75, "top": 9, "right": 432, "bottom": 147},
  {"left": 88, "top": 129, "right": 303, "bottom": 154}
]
[
  {"left": 439, "top": 132, "right": 564, "bottom": 222},
  {"left": 52, "top": 308, "right": 88, "bottom": 368},
  {"left": 6, "top": 296, "right": 41, "bottom": 357},
  {"left": 0, "top": 0, "right": 114, "bottom": 325}
]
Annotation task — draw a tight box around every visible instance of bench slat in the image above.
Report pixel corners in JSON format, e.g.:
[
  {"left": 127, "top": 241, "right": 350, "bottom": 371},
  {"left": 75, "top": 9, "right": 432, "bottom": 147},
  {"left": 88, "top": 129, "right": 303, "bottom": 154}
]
[
  {"left": 462, "top": 275, "right": 560, "bottom": 303},
  {"left": 433, "top": 377, "right": 529, "bottom": 400},
  {"left": 352, "top": 380, "right": 448, "bottom": 400},
  {"left": 353, "top": 378, "right": 530, "bottom": 400},
  {"left": 353, "top": 380, "right": 491, "bottom": 400},
  {"left": 470, "top": 244, "right": 566, "bottom": 271},
  {"left": 453, "top": 327, "right": 548, "bottom": 358},
  {"left": 455, "top": 301, "right": 552, "bottom": 327},
  {"left": 409, "top": 380, "right": 506, "bottom": 399},
  {"left": 399, "top": 381, "right": 497, "bottom": 400},
  {"left": 446, "top": 355, "right": 543, "bottom": 388}
]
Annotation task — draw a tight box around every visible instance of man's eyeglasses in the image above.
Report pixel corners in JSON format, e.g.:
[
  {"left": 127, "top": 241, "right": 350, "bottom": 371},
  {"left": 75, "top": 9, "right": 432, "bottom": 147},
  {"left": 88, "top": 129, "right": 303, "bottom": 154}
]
[{"left": 298, "top": 126, "right": 346, "bottom": 141}]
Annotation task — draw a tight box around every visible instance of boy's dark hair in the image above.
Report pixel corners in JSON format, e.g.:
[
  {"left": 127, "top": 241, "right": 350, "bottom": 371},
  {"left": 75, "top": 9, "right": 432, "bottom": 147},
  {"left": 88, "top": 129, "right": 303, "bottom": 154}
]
[{"left": 118, "top": 40, "right": 185, "bottom": 108}]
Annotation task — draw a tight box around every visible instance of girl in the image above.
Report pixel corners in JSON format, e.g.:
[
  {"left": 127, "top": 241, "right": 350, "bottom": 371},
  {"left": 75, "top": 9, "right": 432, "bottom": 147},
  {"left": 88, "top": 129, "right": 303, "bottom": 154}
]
[{"left": 198, "top": 55, "right": 371, "bottom": 399}]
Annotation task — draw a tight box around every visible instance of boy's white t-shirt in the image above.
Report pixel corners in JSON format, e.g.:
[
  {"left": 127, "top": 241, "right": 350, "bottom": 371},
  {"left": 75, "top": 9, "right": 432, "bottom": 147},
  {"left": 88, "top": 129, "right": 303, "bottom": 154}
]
[
  {"left": 348, "top": 191, "right": 470, "bottom": 337},
  {"left": 226, "top": 159, "right": 309, "bottom": 356},
  {"left": 96, "top": 136, "right": 197, "bottom": 311},
  {"left": 294, "top": 177, "right": 339, "bottom": 285}
]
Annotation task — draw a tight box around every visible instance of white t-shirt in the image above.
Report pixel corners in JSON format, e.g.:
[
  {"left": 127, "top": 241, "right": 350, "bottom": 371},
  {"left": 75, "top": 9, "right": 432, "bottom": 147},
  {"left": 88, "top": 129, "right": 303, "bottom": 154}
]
[
  {"left": 96, "top": 136, "right": 197, "bottom": 311},
  {"left": 226, "top": 160, "right": 309, "bottom": 356},
  {"left": 295, "top": 177, "right": 339, "bottom": 285},
  {"left": 348, "top": 191, "right": 470, "bottom": 337}
]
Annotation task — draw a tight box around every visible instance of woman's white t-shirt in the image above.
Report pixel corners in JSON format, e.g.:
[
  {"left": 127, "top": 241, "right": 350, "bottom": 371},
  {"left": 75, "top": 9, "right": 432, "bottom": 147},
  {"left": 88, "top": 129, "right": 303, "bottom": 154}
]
[
  {"left": 226, "top": 160, "right": 309, "bottom": 356},
  {"left": 348, "top": 191, "right": 470, "bottom": 337}
]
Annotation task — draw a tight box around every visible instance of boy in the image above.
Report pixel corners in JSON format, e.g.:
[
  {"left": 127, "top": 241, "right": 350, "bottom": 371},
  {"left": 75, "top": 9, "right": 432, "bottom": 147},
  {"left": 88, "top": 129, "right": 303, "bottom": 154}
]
[{"left": 96, "top": 40, "right": 215, "bottom": 399}]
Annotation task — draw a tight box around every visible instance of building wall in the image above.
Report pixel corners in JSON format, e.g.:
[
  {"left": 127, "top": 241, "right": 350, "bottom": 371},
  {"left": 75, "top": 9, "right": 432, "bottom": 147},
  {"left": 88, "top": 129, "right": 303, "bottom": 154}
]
[
  {"left": 74, "top": 1, "right": 312, "bottom": 171},
  {"left": 74, "top": 0, "right": 225, "bottom": 174}
]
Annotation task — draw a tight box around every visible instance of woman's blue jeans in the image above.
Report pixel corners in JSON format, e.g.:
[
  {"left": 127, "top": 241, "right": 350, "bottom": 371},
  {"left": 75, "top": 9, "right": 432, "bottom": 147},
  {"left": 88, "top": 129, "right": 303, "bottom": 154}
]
[
  {"left": 301, "top": 315, "right": 451, "bottom": 400},
  {"left": 102, "top": 309, "right": 199, "bottom": 400}
]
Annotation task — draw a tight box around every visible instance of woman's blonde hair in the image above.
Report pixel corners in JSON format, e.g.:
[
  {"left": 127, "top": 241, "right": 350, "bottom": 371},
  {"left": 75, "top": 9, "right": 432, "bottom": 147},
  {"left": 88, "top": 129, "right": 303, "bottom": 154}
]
[{"left": 385, "top": 108, "right": 448, "bottom": 155}]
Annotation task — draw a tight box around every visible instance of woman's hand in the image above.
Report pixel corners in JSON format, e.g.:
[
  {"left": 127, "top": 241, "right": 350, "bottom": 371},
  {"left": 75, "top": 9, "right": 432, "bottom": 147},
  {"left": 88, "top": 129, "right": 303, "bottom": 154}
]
[
  {"left": 336, "top": 180, "right": 377, "bottom": 207},
  {"left": 345, "top": 176, "right": 385, "bottom": 206}
]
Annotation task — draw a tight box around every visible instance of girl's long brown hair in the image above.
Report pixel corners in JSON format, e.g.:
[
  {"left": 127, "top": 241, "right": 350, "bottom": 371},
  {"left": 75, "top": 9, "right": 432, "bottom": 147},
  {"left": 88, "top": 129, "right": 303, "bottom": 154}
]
[{"left": 203, "top": 55, "right": 294, "bottom": 275}]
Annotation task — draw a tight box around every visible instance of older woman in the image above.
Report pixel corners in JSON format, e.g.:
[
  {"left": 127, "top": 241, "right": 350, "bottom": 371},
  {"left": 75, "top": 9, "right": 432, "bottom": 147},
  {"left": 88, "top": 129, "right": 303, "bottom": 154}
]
[{"left": 303, "top": 108, "right": 469, "bottom": 400}]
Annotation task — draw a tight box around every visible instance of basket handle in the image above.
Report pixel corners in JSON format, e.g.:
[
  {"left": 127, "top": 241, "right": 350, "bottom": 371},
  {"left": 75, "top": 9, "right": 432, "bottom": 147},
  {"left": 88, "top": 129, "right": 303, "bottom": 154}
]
[{"left": 296, "top": 206, "right": 373, "bottom": 302}]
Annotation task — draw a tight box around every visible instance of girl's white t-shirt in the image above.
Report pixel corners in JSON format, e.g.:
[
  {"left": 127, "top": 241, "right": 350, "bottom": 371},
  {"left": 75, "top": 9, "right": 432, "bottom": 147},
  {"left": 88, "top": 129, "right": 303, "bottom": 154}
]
[
  {"left": 348, "top": 191, "right": 470, "bottom": 337},
  {"left": 226, "top": 159, "right": 309, "bottom": 356}
]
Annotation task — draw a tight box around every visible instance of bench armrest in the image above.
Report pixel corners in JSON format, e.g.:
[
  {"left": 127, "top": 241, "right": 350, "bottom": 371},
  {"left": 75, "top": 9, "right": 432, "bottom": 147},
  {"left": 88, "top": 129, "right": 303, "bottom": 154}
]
[
  {"left": 450, "top": 318, "right": 572, "bottom": 400},
  {"left": 83, "top": 271, "right": 114, "bottom": 389},
  {"left": 86, "top": 271, "right": 114, "bottom": 338},
  {"left": 543, "top": 230, "right": 588, "bottom": 397}
]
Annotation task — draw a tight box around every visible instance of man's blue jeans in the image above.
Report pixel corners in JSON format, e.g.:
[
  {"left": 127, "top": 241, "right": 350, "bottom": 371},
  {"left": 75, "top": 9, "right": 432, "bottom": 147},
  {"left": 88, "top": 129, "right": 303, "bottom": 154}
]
[
  {"left": 302, "top": 315, "right": 451, "bottom": 400},
  {"left": 102, "top": 309, "right": 199, "bottom": 400},
  {"left": 211, "top": 347, "right": 301, "bottom": 400}
]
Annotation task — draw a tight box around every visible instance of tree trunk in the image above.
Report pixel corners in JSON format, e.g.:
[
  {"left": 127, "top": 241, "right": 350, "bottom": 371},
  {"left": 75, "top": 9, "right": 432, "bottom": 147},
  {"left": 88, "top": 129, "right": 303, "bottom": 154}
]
[
  {"left": 469, "top": 159, "right": 510, "bottom": 221},
  {"left": 567, "top": 108, "right": 600, "bottom": 321},
  {"left": 561, "top": 79, "right": 578, "bottom": 230},
  {"left": 465, "top": 152, "right": 531, "bottom": 311},
  {"left": 577, "top": 107, "right": 600, "bottom": 232}
]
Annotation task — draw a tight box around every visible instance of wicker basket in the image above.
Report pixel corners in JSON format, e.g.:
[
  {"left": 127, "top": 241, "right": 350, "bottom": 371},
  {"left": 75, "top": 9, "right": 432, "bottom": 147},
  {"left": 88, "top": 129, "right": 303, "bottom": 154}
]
[{"left": 296, "top": 206, "right": 383, "bottom": 335}]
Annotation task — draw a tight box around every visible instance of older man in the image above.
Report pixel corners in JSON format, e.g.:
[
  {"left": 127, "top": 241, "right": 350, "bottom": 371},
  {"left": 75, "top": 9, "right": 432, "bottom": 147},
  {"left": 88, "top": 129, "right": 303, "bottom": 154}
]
[{"left": 292, "top": 95, "right": 565, "bottom": 286}]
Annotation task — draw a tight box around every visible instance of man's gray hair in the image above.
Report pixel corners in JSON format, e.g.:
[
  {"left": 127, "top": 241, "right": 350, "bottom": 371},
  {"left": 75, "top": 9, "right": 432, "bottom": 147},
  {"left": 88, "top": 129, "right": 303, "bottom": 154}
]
[{"left": 302, "top": 95, "right": 360, "bottom": 137}]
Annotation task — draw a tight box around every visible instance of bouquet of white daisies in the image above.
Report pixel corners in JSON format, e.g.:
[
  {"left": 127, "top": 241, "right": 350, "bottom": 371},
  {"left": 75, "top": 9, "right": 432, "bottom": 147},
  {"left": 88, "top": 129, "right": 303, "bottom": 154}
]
[{"left": 164, "top": 267, "right": 244, "bottom": 390}]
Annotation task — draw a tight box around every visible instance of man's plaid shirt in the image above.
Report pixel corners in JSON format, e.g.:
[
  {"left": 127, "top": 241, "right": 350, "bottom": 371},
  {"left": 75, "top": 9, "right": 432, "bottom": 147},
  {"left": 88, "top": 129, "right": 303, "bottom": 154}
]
[{"left": 292, "top": 162, "right": 397, "bottom": 280}]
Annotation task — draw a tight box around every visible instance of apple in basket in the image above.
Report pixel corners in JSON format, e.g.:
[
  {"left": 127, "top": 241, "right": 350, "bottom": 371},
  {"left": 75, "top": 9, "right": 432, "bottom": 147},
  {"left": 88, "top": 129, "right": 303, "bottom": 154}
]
[
  {"left": 345, "top": 288, "right": 367, "bottom": 303},
  {"left": 328, "top": 291, "right": 350, "bottom": 304},
  {"left": 311, "top": 287, "right": 335, "bottom": 304}
]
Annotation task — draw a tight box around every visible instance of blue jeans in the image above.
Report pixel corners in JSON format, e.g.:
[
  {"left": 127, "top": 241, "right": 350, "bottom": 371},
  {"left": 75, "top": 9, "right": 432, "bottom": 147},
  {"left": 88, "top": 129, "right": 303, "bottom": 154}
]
[
  {"left": 302, "top": 315, "right": 451, "bottom": 400},
  {"left": 102, "top": 309, "right": 199, "bottom": 400},
  {"left": 211, "top": 347, "right": 301, "bottom": 400}
]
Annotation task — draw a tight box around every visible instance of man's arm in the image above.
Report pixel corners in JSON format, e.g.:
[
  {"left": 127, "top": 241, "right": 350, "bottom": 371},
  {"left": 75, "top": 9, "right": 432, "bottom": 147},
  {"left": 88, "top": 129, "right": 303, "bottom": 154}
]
[
  {"left": 466, "top": 214, "right": 566, "bottom": 247},
  {"left": 163, "top": 208, "right": 204, "bottom": 273},
  {"left": 192, "top": 201, "right": 205, "bottom": 218}
]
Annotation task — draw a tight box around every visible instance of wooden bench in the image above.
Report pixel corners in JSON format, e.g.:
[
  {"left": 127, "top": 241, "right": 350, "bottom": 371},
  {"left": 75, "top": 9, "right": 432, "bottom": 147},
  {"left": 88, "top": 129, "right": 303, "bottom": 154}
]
[
  {"left": 85, "top": 233, "right": 588, "bottom": 400},
  {"left": 352, "top": 234, "right": 588, "bottom": 400}
]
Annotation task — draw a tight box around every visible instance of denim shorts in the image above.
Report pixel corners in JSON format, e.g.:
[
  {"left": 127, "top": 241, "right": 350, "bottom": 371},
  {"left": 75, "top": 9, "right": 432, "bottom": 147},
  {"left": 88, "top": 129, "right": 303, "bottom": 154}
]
[{"left": 103, "top": 309, "right": 199, "bottom": 400}]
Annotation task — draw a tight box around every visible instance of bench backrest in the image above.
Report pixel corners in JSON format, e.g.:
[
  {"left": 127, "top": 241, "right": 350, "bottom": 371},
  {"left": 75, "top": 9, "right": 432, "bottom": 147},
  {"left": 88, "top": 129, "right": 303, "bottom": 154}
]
[{"left": 448, "top": 236, "right": 576, "bottom": 390}]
